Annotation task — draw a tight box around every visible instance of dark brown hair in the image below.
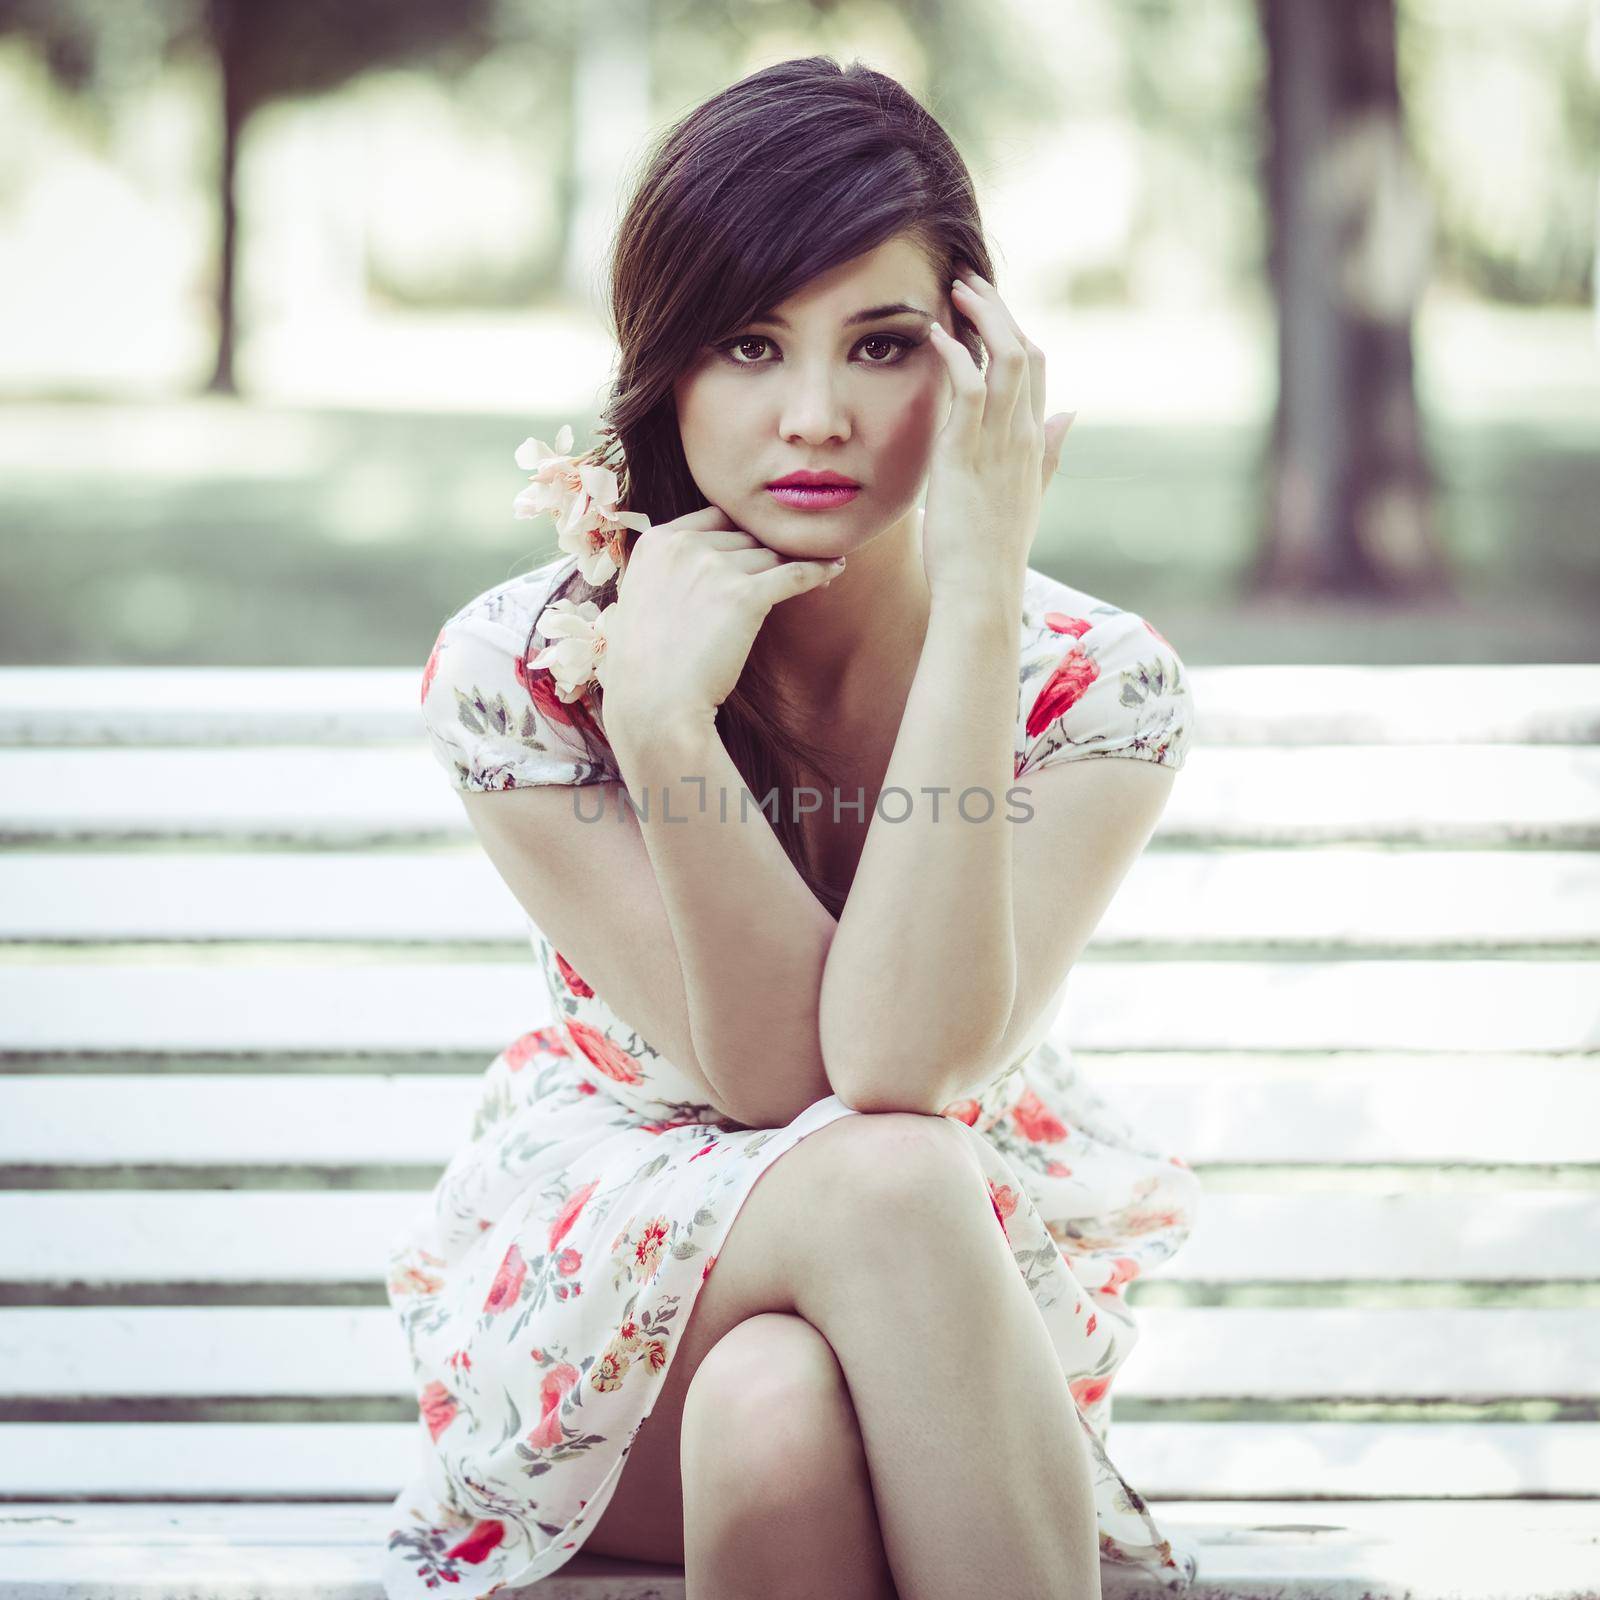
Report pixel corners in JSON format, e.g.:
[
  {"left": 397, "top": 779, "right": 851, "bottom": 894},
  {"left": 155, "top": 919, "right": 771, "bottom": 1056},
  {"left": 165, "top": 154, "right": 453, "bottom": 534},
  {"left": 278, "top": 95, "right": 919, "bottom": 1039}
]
[{"left": 527, "top": 53, "right": 994, "bottom": 918}]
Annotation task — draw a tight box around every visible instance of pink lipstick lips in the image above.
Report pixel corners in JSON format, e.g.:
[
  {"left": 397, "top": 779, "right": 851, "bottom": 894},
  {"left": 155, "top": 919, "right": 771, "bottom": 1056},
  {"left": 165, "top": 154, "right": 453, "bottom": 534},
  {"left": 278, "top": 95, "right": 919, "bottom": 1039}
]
[{"left": 765, "top": 469, "right": 861, "bottom": 511}]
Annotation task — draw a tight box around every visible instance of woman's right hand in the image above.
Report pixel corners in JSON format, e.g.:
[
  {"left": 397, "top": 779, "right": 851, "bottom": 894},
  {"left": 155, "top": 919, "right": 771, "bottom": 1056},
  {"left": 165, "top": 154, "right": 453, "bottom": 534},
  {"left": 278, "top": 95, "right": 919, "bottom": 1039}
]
[{"left": 598, "top": 506, "right": 844, "bottom": 730}]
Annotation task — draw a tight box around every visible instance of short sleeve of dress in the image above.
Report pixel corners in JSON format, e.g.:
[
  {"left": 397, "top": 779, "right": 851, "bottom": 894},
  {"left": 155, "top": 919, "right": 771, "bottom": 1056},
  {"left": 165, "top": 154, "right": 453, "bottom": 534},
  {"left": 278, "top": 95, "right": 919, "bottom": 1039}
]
[
  {"left": 418, "top": 582, "right": 615, "bottom": 793},
  {"left": 1017, "top": 606, "right": 1194, "bottom": 776}
]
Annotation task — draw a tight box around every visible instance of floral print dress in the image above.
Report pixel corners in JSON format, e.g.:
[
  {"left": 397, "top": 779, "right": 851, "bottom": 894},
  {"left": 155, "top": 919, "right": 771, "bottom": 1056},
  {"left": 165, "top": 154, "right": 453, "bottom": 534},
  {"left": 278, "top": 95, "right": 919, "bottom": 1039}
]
[{"left": 382, "top": 550, "right": 1203, "bottom": 1596}]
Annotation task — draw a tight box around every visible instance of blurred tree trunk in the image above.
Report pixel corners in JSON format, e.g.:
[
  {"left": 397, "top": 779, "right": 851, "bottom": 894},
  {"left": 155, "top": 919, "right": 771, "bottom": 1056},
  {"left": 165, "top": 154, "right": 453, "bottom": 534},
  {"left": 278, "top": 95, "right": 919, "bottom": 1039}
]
[
  {"left": 1254, "top": 0, "right": 1450, "bottom": 598},
  {"left": 207, "top": 0, "right": 243, "bottom": 395}
]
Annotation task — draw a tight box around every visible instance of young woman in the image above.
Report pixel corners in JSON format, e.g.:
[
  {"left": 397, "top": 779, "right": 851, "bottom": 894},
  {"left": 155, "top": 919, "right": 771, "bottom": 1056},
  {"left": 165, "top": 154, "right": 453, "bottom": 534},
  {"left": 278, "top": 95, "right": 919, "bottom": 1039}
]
[{"left": 383, "top": 55, "right": 1201, "bottom": 1600}]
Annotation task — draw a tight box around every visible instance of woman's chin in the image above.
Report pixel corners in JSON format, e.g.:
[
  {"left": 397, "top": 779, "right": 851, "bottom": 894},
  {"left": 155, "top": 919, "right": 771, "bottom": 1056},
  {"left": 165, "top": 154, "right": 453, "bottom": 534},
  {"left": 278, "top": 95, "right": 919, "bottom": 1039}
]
[{"left": 745, "top": 521, "right": 850, "bottom": 562}]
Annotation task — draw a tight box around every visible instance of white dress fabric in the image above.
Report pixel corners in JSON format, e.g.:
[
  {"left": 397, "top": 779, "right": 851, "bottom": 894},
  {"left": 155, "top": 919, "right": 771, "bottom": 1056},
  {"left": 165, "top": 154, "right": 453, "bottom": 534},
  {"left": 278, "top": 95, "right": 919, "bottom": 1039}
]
[{"left": 381, "top": 549, "right": 1203, "bottom": 1595}]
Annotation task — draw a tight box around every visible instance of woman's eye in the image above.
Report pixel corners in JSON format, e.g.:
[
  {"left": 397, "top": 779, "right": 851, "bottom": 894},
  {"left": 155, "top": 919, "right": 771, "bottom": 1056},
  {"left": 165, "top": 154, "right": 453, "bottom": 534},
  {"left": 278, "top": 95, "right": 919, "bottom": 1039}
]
[
  {"left": 715, "top": 333, "right": 914, "bottom": 366},
  {"left": 724, "top": 336, "right": 771, "bottom": 364},
  {"left": 858, "top": 334, "right": 910, "bottom": 363}
]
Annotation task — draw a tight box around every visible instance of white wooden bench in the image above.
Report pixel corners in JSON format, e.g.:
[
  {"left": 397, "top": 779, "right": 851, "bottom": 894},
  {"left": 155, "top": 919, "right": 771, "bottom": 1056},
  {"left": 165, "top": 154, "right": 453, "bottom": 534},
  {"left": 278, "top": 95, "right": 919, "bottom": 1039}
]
[{"left": 1, "top": 661, "right": 1597, "bottom": 1597}]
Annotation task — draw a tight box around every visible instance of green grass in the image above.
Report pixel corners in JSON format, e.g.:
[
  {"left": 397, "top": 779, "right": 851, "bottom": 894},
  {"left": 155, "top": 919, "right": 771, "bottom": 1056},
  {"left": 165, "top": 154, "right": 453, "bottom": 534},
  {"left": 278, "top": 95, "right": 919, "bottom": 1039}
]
[{"left": 2, "top": 399, "right": 1595, "bottom": 668}]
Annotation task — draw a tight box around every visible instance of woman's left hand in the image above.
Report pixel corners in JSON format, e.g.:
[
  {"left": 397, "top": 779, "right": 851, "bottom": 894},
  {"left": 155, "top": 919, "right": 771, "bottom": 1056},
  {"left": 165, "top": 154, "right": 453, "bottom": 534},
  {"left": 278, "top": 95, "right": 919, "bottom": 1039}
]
[{"left": 922, "top": 267, "right": 1075, "bottom": 601}]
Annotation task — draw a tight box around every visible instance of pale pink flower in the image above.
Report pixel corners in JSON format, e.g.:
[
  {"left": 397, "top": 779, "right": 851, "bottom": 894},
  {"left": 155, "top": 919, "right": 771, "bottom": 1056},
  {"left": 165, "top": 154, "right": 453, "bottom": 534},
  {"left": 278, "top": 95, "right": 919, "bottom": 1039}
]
[
  {"left": 531, "top": 596, "right": 617, "bottom": 701},
  {"left": 513, "top": 424, "right": 651, "bottom": 587}
]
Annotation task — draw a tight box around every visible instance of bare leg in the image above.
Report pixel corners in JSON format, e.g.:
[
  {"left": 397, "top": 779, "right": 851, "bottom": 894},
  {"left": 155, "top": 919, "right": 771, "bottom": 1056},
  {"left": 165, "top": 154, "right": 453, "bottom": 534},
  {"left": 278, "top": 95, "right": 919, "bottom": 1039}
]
[
  {"left": 584, "top": 1109, "right": 1100, "bottom": 1599},
  {"left": 678, "top": 1311, "right": 898, "bottom": 1600},
  {"left": 780, "top": 1113, "right": 1103, "bottom": 1600}
]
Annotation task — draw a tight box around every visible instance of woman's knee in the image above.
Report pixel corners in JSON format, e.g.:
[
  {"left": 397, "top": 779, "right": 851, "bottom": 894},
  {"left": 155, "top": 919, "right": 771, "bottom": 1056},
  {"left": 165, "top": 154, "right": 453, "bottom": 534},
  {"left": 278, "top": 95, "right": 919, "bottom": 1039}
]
[
  {"left": 811, "top": 1109, "right": 992, "bottom": 1228},
  {"left": 721, "top": 1111, "right": 999, "bottom": 1329},
  {"left": 680, "top": 1311, "right": 867, "bottom": 1521}
]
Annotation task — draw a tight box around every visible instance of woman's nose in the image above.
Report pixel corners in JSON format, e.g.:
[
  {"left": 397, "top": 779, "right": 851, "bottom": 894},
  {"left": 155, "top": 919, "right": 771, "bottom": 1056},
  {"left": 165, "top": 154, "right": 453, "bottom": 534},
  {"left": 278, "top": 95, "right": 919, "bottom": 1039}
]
[{"left": 778, "top": 375, "right": 851, "bottom": 443}]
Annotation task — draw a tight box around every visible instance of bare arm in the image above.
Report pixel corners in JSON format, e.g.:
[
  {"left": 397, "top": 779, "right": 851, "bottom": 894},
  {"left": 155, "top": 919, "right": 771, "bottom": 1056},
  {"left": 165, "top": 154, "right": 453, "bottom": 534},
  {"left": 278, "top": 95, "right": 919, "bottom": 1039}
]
[
  {"left": 443, "top": 517, "right": 848, "bottom": 1133},
  {"left": 458, "top": 759, "right": 831, "bottom": 1132},
  {"left": 817, "top": 578, "right": 1024, "bottom": 1111},
  {"left": 606, "top": 705, "right": 839, "bottom": 1129}
]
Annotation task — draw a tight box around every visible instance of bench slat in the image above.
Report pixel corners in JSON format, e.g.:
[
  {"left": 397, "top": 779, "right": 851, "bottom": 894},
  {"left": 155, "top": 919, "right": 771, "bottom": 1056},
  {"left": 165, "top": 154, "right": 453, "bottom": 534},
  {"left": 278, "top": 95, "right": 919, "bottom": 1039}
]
[
  {"left": 1, "top": 963, "right": 1594, "bottom": 1056},
  {"left": 2, "top": 1500, "right": 1599, "bottom": 1600},
  {"left": 4, "top": 1188, "right": 1596, "bottom": 1285},
  {"left": 4, "top": 1305, "right": 1596, "bottom": 1403},
  {"left": 5, "top": 1056, "right": 1598, "bottom": 1167},
  {"left": 0, "top": 669, "right": 416, "bottom": 745},
  {"left": 0, "top": 1421, "right": 1594, "bottom": 1499},
  {"left": 4, "top": 1499, "right": 1599, "bottom": 1600},
  {"left": 4, "top": 848, "right": 1595, "bottom": 949},
  {"left": 4, "top": 662, "right": 1596, "bottom": 744},
  {"left": 5, "top": 745, "right": 1599, "bottom": 847}
]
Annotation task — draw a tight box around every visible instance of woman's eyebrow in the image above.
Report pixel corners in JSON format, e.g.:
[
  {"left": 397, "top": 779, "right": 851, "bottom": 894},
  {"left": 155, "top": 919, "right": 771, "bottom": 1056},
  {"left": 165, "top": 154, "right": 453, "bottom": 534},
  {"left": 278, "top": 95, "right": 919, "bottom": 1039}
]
[{"left": 749, "top": 302, "right": 934, "bottom": 329}]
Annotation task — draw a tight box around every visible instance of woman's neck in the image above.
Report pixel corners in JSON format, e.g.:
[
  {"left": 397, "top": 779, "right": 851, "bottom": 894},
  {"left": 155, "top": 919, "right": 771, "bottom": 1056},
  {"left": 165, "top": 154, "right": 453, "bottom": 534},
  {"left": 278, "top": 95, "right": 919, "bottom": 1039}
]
[{"left": 753, "top": 506, "right": 932, "bottom": 728}]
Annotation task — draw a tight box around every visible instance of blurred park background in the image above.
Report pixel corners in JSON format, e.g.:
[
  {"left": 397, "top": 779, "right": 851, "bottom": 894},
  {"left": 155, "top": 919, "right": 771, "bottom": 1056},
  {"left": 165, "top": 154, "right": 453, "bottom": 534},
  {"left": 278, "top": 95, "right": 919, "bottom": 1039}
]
[{"left": 0, "top": 0, "right": 1596, "bottom": 670}]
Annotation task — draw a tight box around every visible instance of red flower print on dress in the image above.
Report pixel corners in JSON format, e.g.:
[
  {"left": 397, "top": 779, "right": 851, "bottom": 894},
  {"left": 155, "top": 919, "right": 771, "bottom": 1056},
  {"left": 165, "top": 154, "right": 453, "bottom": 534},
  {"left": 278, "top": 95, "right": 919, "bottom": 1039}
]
[
  {"left": 1069, "top": 1374, "right": 1111, "bottom": 1410},
  {"left": 555, "top": 1247, "right": 582, "bottom": 1277},
  {"left": 988, "top": 1180, "right": 1019, "bottom": 1240},
  {"left": 420, "top": 632, "right": 444, "bottom": 706},
  {"left": 590, "top": 1345, "right": 630, "bottom": 1392},
  {"left": 1143, "top": 618, "right": 1172, "bottom": 648},
  {"left": 1026, "top": 646, "right": 1100, "bottom": 741},
  {"left": 1011, "top": 1087, "right": 1069, "bottom": 1143},
  {"left": 514, "top": 652, "right": 583, "bottom": 727},
  {"left": 1100, "top": 1256, "right": 1142, "bottom": 1296},
  {"left": 444, "top": 1518, "right": 506, "bottom": 1564},
  {"left": 526, "top": 1361, "right": 582, "bottom": 1449},
  {"left": 1044, "top": 612, "right": 1095, "bottom": 638},
  {"left": 549, "top": 1179, "right": 599, "bottom": 1253},
  {"left": 565, "top": 1020, "right": 646, "bottom": 1085},
  {"left": 503, "top": 1026, "right": 567, "bottom": 1073},
  {"left": 554, "top": 952, "right": 594, "bottom": 997},
  {"left": 1122, "top": 1203, "right": 1184, "bottom": 1237},
  {"left": 389, "top": 1259, "right": 443, "bottom": 1298},
  {"left": 633, "top": 1217, "right": 669, "bottom": 1280},
  {"left": 483, "top": 1244, "right": 527, "bottom": 1315},
  {"left": 516, "top": 650, "right": 607, "bottom": 750},
  {"left": 941, "top": 1098, "right": 982, "bottom": 1127},
  {"left": 417, "top": 1380, "right": 459, "bottom": 1442}
]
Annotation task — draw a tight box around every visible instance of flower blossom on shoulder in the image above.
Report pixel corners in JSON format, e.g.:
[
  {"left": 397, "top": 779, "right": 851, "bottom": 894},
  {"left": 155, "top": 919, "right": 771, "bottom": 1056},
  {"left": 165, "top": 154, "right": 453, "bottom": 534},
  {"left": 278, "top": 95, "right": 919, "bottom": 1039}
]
[
  {"left": 530, "top": 596, "right": 613, "bottom": 703},
  {"left": 513, "top": 423, "right": 651, "bottom": 587},
  {"left": 513, "top": 422, "right": 648, "bottom": 700}
]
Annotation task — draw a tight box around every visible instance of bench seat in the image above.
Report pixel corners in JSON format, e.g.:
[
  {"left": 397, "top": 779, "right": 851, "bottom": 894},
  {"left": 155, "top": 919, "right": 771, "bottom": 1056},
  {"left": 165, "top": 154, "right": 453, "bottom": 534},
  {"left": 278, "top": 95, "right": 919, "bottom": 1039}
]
[
  {"left": 3, "top": 1500, "right": 1599, "bottom": 1597},
  {"left": 3, "top": 662, "right": 1596, "bottom": 1597}
]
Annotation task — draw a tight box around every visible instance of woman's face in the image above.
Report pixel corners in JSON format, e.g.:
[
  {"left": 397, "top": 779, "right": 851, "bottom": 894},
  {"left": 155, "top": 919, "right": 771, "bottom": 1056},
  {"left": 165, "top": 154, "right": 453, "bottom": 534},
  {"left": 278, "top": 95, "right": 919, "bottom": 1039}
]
[{"left": 672, "top": 233, "right": 955, "bottom": 560}]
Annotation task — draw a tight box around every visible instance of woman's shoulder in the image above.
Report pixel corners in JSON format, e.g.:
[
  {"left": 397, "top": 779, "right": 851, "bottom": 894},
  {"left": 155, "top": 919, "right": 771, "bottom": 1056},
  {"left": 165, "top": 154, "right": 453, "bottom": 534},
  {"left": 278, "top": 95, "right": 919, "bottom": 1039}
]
[
  {"left": 419, "top": 553, "right": 617, "bottom": 793},
  {"left": 435, "top": 552, "right": 578, "bottom": 646},
  {"left": 1015, "top": 565, "right": 1195, "bottom": 774}
]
